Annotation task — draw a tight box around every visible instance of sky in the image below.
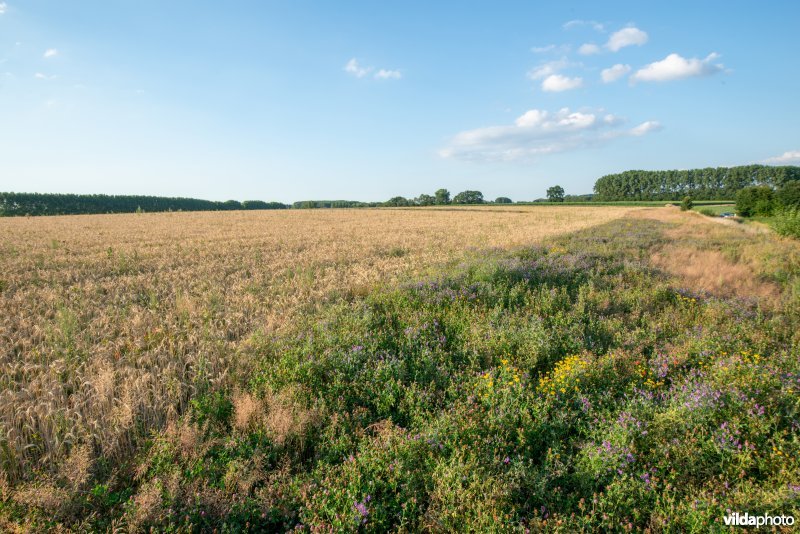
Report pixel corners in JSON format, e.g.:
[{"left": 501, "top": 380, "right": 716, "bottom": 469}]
[{"left": 1, "top": 1, "right": 799, "bottom": 203}]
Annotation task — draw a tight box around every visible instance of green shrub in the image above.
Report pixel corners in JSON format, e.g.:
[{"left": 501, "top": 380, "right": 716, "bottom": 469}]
[
  {"left": 680, "top": 196, "right": 693, "bottom": 211},
  {"left": 776, "top": 180, "right": 800, "bottom": 209},
  {"left": 736, "top": 186, "right": 775, "bottom": 217},
  {"left": 698, "top": 208, "right": 716, "bottom": 217},
  {"left": 773, "top": 207, "right": 800, "bottom": 238}
]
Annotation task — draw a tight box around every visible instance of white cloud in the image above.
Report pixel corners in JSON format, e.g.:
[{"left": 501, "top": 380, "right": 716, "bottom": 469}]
[
  {"left": 439, "top": 107, "right": 659, "bottom": 162},
  {"left": 563, "top": 20, "right": 605, "bottom": 32},
  {"left": 605, "top": 27, "right": 648, "bottom": 52},
  {"left": 0, "top": 2, "right": 7, "bottom": 15},
  {"left": 345, "top": 58, "right": 401, "bottom": 80},
  {"left": 375, "top": 69, "right": 401, "bottom": 80},
  {"left": 344, "top": 58, "right": 371, "bottom": 78},
  {"left": 601, "top": 63, "right": 631, "bottom": 83},
  {"left": 531, "top": 44, "right": 556, "bottom": 54},
  {"left": 764, "top": 150, "right": 800, "bottom": 165},
  {"left": 43, "top": 48, "right": 59, "bottom": 59},
  {"left": 541, "top": 74, "right": 583, "bottom": 92},
  {"left": 34, "top": 72, "right": 56, "bottom": 80},
  {"left": 631, "top": 52, "right": 723, "bottom": 82},
  {"left": 527, "top": 58, "right": 571, "bottom": 80},
  {"left": 578, "top": 43, "right": 601, "bottom": 55},
  {"left": 630, "top": 121, "right": 662, "bottom": 136},
  {"left": 531, "top": 44, "right": 571, "bottom": 54}
]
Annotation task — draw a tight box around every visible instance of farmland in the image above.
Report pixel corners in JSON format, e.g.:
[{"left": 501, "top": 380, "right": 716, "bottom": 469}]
[{"left": 1, "top": 206, "right": 798, "bottom": 531}]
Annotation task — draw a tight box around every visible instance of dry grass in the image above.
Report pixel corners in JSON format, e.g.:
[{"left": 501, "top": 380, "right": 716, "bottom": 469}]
[
  {"left": 0, "top": 206, "right": 637, "bottom": 481},
  {"left": 650, "top": 246, "right": 780, "bottom": 300},
  {"left": 634, "top": 207, "right": 786, "bottom": 302}
]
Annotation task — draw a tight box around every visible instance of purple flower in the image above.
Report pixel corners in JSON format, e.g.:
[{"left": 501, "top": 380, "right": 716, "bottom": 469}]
[{"left": 354, "top": 497, "right": 371, "bottom": 524}]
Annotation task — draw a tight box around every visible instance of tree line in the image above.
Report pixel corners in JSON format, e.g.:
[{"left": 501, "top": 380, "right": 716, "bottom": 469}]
[
  {"left": 0, "top": 193, "right": 289, "bottom": 217},
  {"left": 593, "top": 165, "right": 800, "bottom": 201},
  {"left": 8, "top": 165, "right": 799, "bottom": 217},
  {"left": 295, "top": 189, "right": 500, "bottom": 208}
]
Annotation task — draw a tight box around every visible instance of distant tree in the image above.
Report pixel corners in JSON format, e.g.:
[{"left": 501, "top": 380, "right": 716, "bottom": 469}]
[
  {"left": 680, "top": 196, "right": 693, "bottom": 211},
  {"left": 434, "top": 189, "right": 451, "bottom": 205},
  {"left": 593, "top": 165, "right": 800, "bottom": 201},
  {"left": 494, "top": 197, "right": 512, "bottom": 204},
  {"left": 385, "top": 196, "right": 410, "bottom": 207},
  {"left": 415, "top": 194, "right": 436, "bottom": 206},
  {"left": 241, "top": 200, "right": 287, "bottom": 210},
  {"left": 546, "top": 185, "right": 565, "bottom": 202},
  {"left": 453, "top": 190, "right": 484, "bottom": 204},
  {"left": 736, "top": 186, "right": 775, "bottom": 217},
  {"left": 220, "top": 200, "right": 243, "bottom": 210}
]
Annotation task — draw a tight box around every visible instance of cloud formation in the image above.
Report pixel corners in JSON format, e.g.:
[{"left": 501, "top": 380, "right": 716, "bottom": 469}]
[
  {"left": 344, "top": 58, "right": 370, "bottom": 78},
  {"left": 375, "top": 69, "right": 401, "bottom": 80},
  {"left": 345, "top": 58, "right": 401, "bottom": 80},
  {"left": 563, "top": 20, "right": 605, "bottom": 32},
  {"left": 541, "top": 74, "right": 583, "bottom": 92},
  {"left": 527, "top": 58, "right": 583, "bottom": 91},
  {"left": 527, "top": 58, "right": 570, "bottom": 80},
  {"left": 439, "top": 107, "right": 660, "bottom": 162},
  {"left": 631, "top": 52, "right": 723, "bottom": 82},
  {"left": 0, "top": 2, "right": 7, "bottom": 15},
  {"left": 606, "top": 27, "right": 648, "bottom": 52},
  {"left": 43, "top": 48, "right": 58, "bottom": 59},
  {"left": 630, "top": 121, "right": 662, "bottom": 136},
  {"left": 764, "top": 150, "right": 800, "bottom": 165},
  {"left": 578, "top": 43, "right": 601, "bottom": 56},
  {"left": 531, "top": 44, "right": 556, "bottom": 54},
  {"left": 601, "top": 63, "right": 631, "bottom": 83}
]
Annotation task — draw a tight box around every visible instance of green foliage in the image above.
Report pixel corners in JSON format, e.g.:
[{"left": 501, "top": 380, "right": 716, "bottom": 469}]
[
  {"left": 680, "top": 196, "right": 693, "bottom": 211},
  {"left": 415, "top": 193, "right": 436, "bottom": 206},
  {"left": 698, "top": 208, "right": 716, "bottom": 217},
  {"left": 736, "top": 186, "right": 775, "bottom": 217},
  {"left": 776, "top": 180, "right": 800, "bottom": 209},
  {"left": 0, "top": 192, "right": 288, "bottom": 217},
  {"left": 434, "top": 188, "right": 451, "bottom": 205},
  {"left": 385, "top": 196, "right": 411, "bottom": 207},
  {"left": 241, "top": 200, "right": 287, "bottom": 210},
  {"left": 452, "top": 190, "right": 484, "bottom": 204},
  {"left": 494, "top": 197, "right": 513, "bottom": 204},
  {"left": 772, "top": 207, "right": 800, "bottom": 238},
  {"left": 593, "top": 165, "right": 800, "bottom": 201},
  {"left": 293, "top": 200, "right": 378, "bottom": 208},
  {"left": 546, "top": 185, "right": 565, "bottom": 202}
]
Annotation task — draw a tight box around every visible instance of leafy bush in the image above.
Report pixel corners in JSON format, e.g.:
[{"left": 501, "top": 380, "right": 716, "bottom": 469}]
[
  {"left": 736, "top": 186, "right": 775, "bottom": 217},
  {"left": 680, "top": 196, "right": 693, "bottom": 211},
  {"left": 776, "top": 180, "right": 800, "bottom": 209},
  {"left": 773, "top": 207, "right": 800, "bottom": 238},
  {"left": 698, "top": 208, "right": 716, "bottom": 217}
]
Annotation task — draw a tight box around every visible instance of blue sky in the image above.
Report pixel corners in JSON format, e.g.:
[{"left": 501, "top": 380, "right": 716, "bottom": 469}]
[{"left": 1, "top": 1, "right": 799, "bottom": 202}]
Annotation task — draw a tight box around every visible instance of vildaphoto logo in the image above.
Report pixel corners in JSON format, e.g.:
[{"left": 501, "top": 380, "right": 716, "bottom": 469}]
[{"left": 723, "top": 512, "right": 795, "bottom": 528}]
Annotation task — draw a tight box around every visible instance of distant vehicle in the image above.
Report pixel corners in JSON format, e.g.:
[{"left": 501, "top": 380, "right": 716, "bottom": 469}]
[{"left": 720, "top": 212, "right": 736, "bottom": 218}]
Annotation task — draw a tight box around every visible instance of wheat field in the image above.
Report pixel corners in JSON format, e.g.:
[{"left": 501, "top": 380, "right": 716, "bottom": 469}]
[{"left": 0, "top": 206, "right": 637, "bottom": 483}]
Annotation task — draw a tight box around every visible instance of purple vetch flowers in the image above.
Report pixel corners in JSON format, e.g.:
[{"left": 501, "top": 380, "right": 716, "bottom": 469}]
[{"left": 354, "top": 495, "right": 372, "bottom": 524}]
